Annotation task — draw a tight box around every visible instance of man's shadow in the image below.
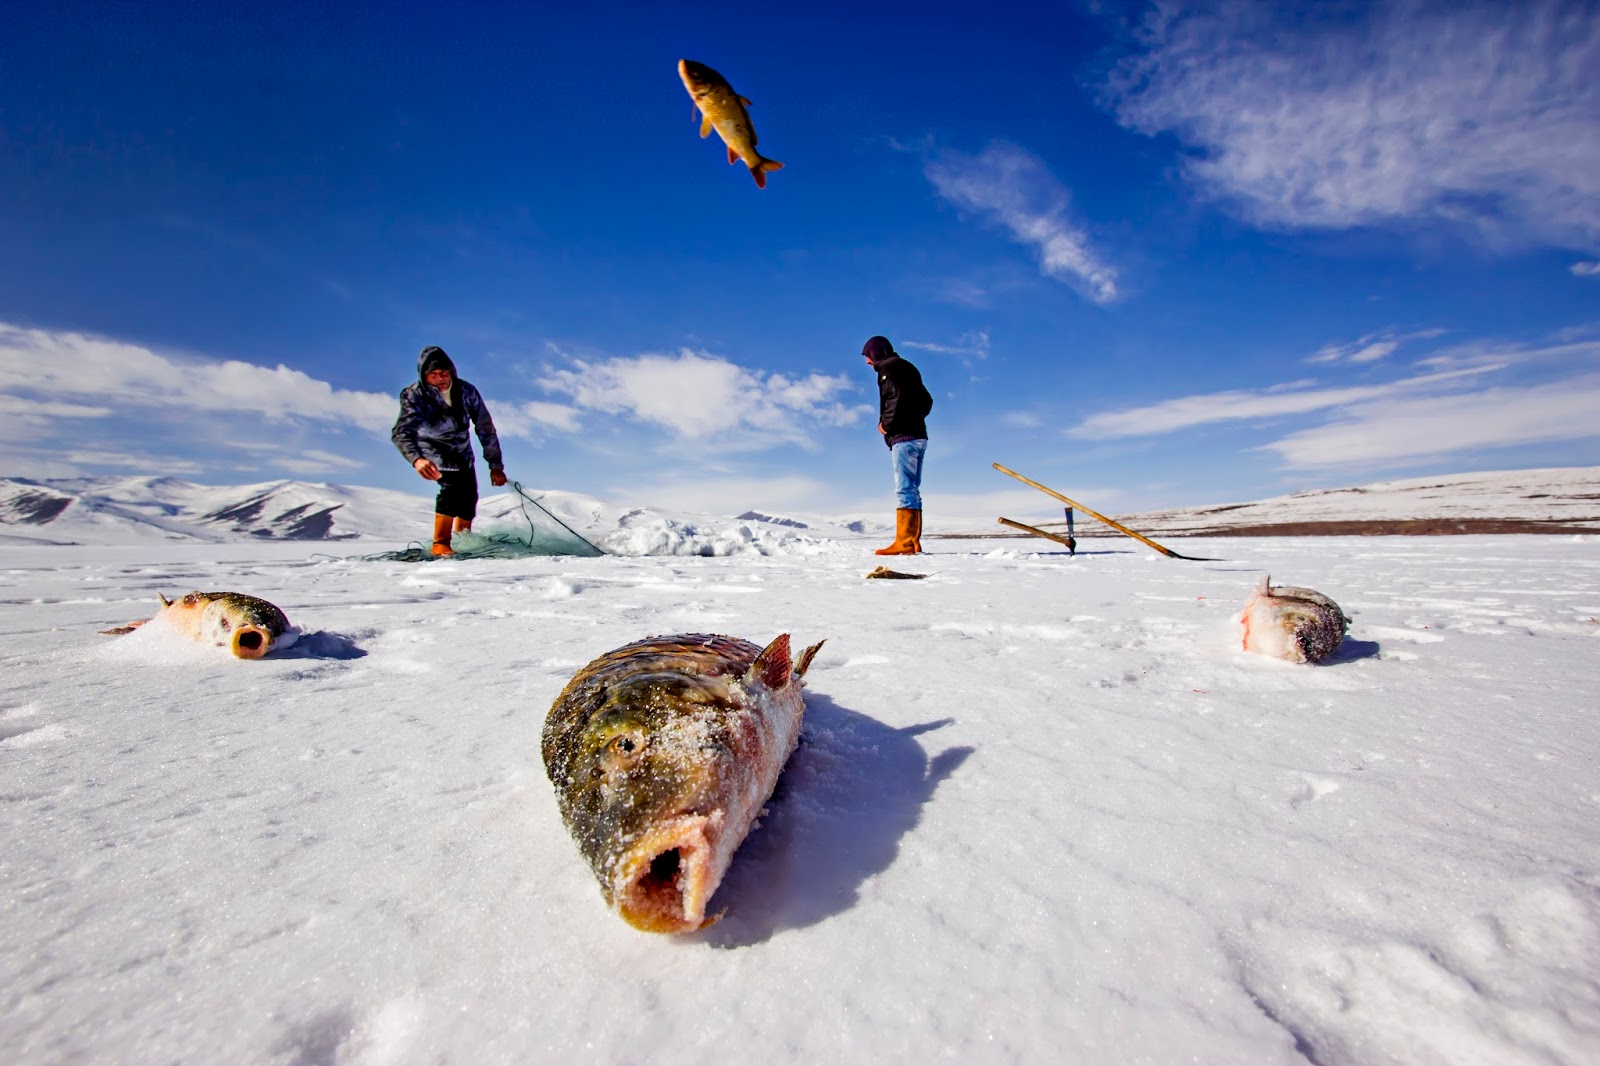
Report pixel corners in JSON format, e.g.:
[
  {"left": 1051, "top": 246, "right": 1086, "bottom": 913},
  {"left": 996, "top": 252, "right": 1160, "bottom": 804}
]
[{"left": 699, "top": 695, "right": 972, "bottom": 947}]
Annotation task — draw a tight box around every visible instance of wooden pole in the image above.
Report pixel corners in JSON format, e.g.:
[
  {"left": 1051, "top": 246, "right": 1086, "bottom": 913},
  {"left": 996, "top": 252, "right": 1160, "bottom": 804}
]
[
  {"left": 992, "top": 463, "right": 1216, "bottom": 562},
  {"left": 998, "top": 517, "right": 1076, "bottom": 551}
]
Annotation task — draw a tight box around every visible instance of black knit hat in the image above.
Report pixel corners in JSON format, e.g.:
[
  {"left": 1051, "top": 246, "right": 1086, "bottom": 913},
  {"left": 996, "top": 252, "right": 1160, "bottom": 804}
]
[
  {"left": 417, "top": 345, "right": 457, "bottom": 378},
  {"left": 862, "top": 335, "right": 895, "bottom": 364}
]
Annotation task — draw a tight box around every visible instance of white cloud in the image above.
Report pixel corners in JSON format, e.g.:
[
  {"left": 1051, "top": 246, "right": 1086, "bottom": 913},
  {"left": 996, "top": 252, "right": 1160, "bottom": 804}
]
[
  {"left": 901, "top": 331, "right": 991, "bottom": 360},
  {"left": 1264, "top": 376, "right": 1600, "bottom": 466},
  {"left": 276, "top": 450, "right": 368, "bottom": 475},
  {"left": 1110, "top": 2, "right": 1600, "bottom": 248},
  {"left": 1071, "top": 364, "right": 1502, "bottom": 438},
  {"left": 537, "top": 349, "right": 865, "bottom": 448},
  {"left": 1573, "top": 261, "right": 1600, "bottom": 276},
  {"left": 62, "top": 449, "right": 206, "bottom": 475},
  {"left": 0, "top": 322, "right": 397, "bottom": 433},
  {"left": 924, "top": 143, "right": 1119, "bottom": 303}
]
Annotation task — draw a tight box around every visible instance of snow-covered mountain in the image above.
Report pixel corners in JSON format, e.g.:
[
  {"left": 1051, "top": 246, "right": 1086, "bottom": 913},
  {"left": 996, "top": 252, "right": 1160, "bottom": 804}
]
[
  {"left": 983, "top": 466, "right": 1600, "bottom": 539},
  {"left": 0, "top": 477, "right": 429, "bottom": 545},
  {"left": 5, "top": 466, "right": 1599, "bottom": 547}
]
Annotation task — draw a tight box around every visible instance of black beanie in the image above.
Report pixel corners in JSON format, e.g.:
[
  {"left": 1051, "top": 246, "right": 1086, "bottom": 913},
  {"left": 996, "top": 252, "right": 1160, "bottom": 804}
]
[
  {"left": 862, "top": 335, "right": 895, "bottom": 364},
  {"left": 417, "top": 345, "right": 457, "bottom": 378}
]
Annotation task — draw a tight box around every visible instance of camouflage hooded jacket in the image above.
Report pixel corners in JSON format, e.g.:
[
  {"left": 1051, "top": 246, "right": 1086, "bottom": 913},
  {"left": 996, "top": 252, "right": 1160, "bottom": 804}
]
[{"left": 390, "top": 347, "right": 504, "bottom": 474}]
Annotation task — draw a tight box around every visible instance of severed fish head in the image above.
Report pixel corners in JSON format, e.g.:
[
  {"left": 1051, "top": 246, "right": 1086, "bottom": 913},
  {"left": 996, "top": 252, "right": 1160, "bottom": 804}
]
[
  {"left": 1236, "top": 576, "right": 1348, "bottom": 664},
  {"left": 543, "top": 633, "right": 819, "bottom": 933},
  {"left": 169, "top": 591, "right": 291, "bottom": 659}
]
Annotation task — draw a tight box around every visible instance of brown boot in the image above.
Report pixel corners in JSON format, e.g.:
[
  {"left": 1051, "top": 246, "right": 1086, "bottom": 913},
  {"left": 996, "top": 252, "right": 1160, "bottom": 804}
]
[
  {"left": 431, "top": 513, "right": 456, "bottom": 556},
  {"left": 875, "top": 508, "right": 918, "bottom": 555},
  {"left": 908, "top": 509, "right": 923, "bottom": 553}
]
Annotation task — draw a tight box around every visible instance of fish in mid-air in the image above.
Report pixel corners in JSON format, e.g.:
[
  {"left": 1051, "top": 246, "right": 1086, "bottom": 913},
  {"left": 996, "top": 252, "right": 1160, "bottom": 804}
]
[
  {"left": 677, "top": 59, "right": 784, "bottom": 188},
  {"left": 542, "top": 631, "right": 823, "bottom": 933},
  {"left": 1236, "top": 577, "right": 1348, "bottom": 664},
  {"left": 99, "top": 591, "right": 293, "bottom": 659}
]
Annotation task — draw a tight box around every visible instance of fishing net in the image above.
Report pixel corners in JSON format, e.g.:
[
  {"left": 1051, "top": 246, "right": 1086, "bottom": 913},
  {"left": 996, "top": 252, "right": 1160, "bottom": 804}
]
[{"left": 360, "top": 483, "right": 606, "bottom": 562}]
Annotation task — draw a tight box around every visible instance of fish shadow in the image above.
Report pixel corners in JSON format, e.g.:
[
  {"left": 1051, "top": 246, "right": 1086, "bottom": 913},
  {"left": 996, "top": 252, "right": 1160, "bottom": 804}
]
[
  {"left": 275, "top": 631, "right": 368, "bottom": 660},
  {"left": 1324, "top": 637, "right": 1380, "bottom": 665},
  {"left": 699, "top": 697, "right": 973, "bottom": 948}
]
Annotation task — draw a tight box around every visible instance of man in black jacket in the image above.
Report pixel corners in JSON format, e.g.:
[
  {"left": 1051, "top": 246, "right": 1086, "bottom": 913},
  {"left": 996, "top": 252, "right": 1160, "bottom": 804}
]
[
  {"left": 391, "top": 345, "right": 507, "bottom": 556},
  {"left": 862, "top": 335, "right": 932, "bottom": 555}
]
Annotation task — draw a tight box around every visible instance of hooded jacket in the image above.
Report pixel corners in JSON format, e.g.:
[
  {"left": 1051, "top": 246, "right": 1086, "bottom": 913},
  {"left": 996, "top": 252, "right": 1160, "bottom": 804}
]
[
  {"left": 391, "top": 346, "right": 504, "bottom": 473},
  {"left": 864, "top": 337, "right": 932, "bottom": 448}
]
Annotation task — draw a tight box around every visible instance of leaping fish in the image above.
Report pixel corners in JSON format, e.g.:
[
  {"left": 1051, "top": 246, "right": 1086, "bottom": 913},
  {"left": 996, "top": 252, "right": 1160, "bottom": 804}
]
[
  {"left": 542, "top": 631, "right": 823, "bottom": 933},
  {"left": 677, "top": 59, "right": 784, "bottom": 189},
  {"left": 1236, "top": 577, "right": 1348, "bottom": 664},
  {"left": 99, "top": 591, "right": 292, "bottom": 659}
]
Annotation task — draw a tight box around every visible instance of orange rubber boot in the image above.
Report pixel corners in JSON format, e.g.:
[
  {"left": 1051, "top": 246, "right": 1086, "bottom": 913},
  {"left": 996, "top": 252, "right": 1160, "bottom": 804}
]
[
  {"left": 432, "top": 513, "right": 456, "bottom": 556},
  {"left": 875, "top": 508, "right": 918, "bottom": 556}
]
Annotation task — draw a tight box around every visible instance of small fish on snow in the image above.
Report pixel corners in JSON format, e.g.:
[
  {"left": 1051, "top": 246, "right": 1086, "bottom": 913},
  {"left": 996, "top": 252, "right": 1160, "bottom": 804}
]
[
  {"left": 677, "top": 59, "right": 784, "bottom": 189},
  {"left": 1236, "top": 576, "right": 1348, "bottom": 664},
  {"left": 99, "top": 591, "right": 293, "bottom": 659},
  {"left": 542, "top": 631, "right": 823, "bottom": 933}
]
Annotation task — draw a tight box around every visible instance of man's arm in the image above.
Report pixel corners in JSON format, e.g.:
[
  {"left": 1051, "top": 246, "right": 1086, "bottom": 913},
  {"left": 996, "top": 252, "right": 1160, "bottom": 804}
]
[{"left": 465, "top": 386, "right": 506, "bottom": 480}]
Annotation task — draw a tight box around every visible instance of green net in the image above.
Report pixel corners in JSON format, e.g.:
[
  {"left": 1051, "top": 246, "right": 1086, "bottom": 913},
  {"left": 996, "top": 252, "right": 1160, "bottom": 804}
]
[{"left": 360, "top": 483, "right": 606, "bottom": 562}]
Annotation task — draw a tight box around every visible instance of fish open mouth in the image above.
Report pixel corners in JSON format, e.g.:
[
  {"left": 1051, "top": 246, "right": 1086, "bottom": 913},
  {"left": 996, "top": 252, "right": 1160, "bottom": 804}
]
[
  {"left": 230, "top": 626, "right": 273, "bottom": 659},
  {"left": 612, "top": 813, "right": 725, "bottom": 934}
]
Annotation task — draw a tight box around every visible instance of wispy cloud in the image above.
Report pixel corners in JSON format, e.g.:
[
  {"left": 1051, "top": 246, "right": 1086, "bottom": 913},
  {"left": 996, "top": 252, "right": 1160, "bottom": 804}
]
[
  {"left": 924, "top": 142, "right": 1120, "bottom": 303},
  {"left": 1109, "top": 2, "right": 1600, "bottom": 249},
  {"left": 1265, "top": 376, "right": 1600, "bottom": 466},
  {"left": 0, "top": 322, "right": 397, "bottom": 433},
  {"left": 1072, "top": 364, "right": 1503, "bottom": 438},
  {"left": 1574, "top": 261, "right": 1600, "bottom": 277},
  {"left": 1071, "top": 334, "right": 1600, "bottom": 470},
  {"left": 276, "top": 450, "right": 368, "bottom": 475},
  {"left": 901, "top": 331, "right": 991, "bottom": 360},
  {"left": 537, "top": 348, "right": 866, "bottom": 449},
  {"left": 1307, "top": 327, "right": 1445, "bottom": 365}
]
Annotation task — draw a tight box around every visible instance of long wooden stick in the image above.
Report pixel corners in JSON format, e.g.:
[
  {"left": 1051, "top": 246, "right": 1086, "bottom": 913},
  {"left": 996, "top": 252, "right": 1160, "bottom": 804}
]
[
  {"left": 993, "top": 463, "right": 1216, "bottom": 561},
  {"left": 998, "top": 517, "right": 1076, "bottom": 551}
]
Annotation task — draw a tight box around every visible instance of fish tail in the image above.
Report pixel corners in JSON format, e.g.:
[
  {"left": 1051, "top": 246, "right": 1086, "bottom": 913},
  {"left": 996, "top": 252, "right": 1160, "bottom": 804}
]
[
  {"left": 749, "top": 157, "right": 783, "bottom": 189},
  {"left": 796, "top": 640, "right": 825, "bottom": 679}
]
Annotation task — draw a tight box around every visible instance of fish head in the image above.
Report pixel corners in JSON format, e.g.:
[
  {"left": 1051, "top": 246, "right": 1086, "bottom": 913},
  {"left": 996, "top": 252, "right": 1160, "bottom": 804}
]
[
  {"left": 1239, "top": 587, "right": 1348, "bottom": 664},
  {"left": 677, "top": 59, "right": 725, "bottom": 99},
  {"left": 562, "top": 669, "right": 745, "bottom": 931},
  {"left": 198, "top": 595, "right": 283, "bottom": 659}
]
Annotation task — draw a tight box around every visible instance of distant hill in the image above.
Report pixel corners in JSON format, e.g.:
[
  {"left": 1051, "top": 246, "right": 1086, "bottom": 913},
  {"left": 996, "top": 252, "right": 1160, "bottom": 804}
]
[
  {"left": 982, "top": 467, "right": 1600, "bottom": 540},
  {"left": 5, "top": 467, "right": 1598, "bottom": 547},
  {"left": 0, "top": 477, "right": 432, "bottom": 545}
]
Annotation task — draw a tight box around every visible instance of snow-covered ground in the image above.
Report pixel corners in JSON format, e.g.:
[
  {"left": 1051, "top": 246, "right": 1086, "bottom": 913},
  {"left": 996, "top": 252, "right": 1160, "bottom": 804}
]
[{"left": 2, "top": 519, "right": 1598, "bottom": 1064}]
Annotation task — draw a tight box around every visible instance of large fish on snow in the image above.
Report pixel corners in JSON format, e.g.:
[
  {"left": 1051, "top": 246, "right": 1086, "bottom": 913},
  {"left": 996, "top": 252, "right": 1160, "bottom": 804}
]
[
  {"left": 677, "top": 59, "right": 784, "bottom": 189},
  {"left": 99, "top": 591, "right": 293, "bottom": 659},
  {"left": 1236, "top": 576, "right": 1348, "bottom": 664},
  {"left": 543, "top": 631, "right": 823, "bottom": 933}
]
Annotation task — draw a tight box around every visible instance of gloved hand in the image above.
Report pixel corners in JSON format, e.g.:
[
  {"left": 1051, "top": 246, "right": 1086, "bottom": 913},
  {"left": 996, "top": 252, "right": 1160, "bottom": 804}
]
[
  {"left": 413, "top": 458, "right": 442, "bottom": 481},
  {"left": 490, "top": 469, "right": 508, "bottom": 487}
]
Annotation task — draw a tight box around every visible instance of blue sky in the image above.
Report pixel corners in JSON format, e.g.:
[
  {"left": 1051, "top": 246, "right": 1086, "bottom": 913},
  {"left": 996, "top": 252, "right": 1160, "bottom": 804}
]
[{"left": 2, "top": 1, "right": 1597, "bottom": 518}]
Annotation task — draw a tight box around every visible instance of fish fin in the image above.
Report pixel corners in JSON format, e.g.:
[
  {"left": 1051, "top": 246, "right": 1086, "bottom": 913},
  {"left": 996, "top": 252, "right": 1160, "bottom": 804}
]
[
  {"left": 98, "top": 620, "right": 148, "bottom": 636},
  {"left": 158, "top": 592, "right": 173, "bottom": 607},
  {"left": 727, "top": 145, "right": 738, "bottom": 165},
  {"left": 1257, "top": 574, "right": 1272, "bottom": 595},
  {"left": 751, "top": 157, "right": 782, "bottom": 188},
  {"left": 795, "top": 640, "right": 825, "bottom": 679},
  {"left": 739, "top": 95, "right": 752, "bottom": 107},
  {"left": 699, "top": 113, "right": 712, "bottom": 139},
  {"left": 748, "top": 633, "right": 793, "bottom": 690},
  {"left": 760, "top": 158, "right": 784, "bottom": 172}
]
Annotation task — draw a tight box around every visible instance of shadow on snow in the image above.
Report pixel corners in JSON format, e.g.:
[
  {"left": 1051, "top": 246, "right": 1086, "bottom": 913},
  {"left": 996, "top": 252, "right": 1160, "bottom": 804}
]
[
  {"left": 275, "top": 630, "right": 368, "bottom": 660},
  {"left": 1324, "top": 637, "right": 1380, "bottom": 665},
  {"left": 699, "top": 695, "right": 972, "bottom": 948}
]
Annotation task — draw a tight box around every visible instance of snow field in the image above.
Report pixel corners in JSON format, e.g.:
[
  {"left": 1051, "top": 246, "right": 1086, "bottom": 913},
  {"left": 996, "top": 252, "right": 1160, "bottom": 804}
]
[{"left": 1, "top": 533, "right": 1597, "bottom": 1064}]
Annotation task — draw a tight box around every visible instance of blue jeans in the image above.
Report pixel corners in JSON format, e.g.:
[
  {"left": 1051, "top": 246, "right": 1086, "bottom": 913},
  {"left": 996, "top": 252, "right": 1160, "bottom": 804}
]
[{"left": 890, "top": 439, "right": 927, "bottom": 510}]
